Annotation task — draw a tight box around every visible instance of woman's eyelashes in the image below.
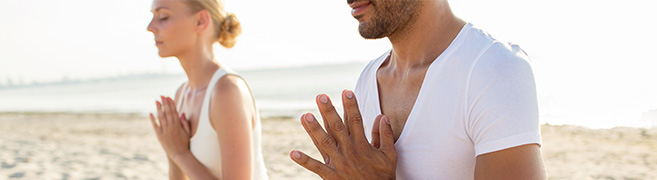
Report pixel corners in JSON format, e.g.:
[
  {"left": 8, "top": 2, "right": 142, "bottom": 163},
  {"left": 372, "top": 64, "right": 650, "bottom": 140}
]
[{"left": 153, "top": 12, "right": 169, "bottom": 22}]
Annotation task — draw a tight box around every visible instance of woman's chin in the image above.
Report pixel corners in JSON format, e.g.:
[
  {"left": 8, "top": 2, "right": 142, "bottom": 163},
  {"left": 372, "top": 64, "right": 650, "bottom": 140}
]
[{"left": 157, "top": 51, "right": 174, "bottom": 58}]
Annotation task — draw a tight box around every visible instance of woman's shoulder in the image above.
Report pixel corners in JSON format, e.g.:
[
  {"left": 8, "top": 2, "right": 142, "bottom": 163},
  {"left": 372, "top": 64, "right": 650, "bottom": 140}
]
[
  {"left": 211, "top": 74, "right": 249, "bottom": 102},
  {"left": 208, "top": 74, "right": 253, "bottom": 118},
  {"left": 207, "top": 73, "right": 255, "bottom": 134}
]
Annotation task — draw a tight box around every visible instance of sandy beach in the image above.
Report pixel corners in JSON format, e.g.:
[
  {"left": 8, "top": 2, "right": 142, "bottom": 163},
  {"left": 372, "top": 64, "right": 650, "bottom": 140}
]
[{"left": 1, "top": 112, "right": 655, "bottom": 179}]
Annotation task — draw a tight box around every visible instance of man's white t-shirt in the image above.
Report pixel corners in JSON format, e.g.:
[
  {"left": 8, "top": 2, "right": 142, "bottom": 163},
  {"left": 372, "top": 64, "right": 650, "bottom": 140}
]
[{"left": 354, "top": 23, "right": 541, "bottom": 179}]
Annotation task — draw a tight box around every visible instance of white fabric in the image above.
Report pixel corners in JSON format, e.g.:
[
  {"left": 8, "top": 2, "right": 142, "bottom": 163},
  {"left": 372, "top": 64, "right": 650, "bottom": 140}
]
[
  {"left": 354, "top": 23, "right": 541, "bottom": 179},
  {"left": 177, "top": 67, "right": 268, "bottom": 180}
]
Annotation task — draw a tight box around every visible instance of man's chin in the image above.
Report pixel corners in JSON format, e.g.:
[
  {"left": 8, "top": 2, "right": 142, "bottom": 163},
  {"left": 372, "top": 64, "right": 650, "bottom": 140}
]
[
  {"left": 358, "top": 25, "right": 386, "bottom": 39},
  {"left": 358, "top": 33, "right": 386, "bottom": 40}
]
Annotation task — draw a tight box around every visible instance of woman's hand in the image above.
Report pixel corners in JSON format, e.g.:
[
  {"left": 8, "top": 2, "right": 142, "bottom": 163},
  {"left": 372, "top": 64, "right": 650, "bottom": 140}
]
[{"left": 150, "top": 96, "right": 192, "bottom": 161}]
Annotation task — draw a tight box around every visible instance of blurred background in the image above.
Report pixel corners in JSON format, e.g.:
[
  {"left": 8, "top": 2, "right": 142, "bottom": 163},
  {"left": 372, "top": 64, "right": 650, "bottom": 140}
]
[{"left": 0, "top": 0, "right": 656, "bottom": 129}]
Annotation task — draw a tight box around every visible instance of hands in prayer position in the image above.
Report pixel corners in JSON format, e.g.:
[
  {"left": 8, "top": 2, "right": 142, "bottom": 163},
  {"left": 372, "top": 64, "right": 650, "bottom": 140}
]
[
  {"left": 290, "top": 90, "right": 398, "bottom": 180},
  {"left": 149, "top": 96, "right": 192, "bottom": 161}
]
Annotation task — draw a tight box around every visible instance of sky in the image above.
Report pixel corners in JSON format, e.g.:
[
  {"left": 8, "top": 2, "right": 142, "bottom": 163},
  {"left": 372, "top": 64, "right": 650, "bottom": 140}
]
[
  {"left": 0, "top": 0, "right": 390, "bottom": 83},
  {"left": 1, "top": 0, "right": 657, "bottom": 127}
]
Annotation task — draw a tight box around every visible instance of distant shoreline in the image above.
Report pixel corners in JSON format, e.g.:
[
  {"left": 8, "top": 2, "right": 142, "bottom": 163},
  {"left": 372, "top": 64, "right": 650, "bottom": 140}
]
[
  {"left": 0, "top": 62, "right": 368, "bottom": 90},
  {"left": 0, "top": 111, "right": 302, "bottom": 123}
]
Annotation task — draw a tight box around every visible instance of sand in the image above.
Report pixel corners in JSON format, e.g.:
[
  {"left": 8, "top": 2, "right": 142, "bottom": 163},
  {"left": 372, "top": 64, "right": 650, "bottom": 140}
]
[{"left": 0, "top": 112, "right": 656, "bottom": 179}]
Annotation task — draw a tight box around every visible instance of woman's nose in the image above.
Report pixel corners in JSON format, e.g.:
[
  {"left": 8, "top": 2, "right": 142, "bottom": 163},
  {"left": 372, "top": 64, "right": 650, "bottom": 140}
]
[{"left": 147, "top": 19, "right": 156, "bottom": 33}]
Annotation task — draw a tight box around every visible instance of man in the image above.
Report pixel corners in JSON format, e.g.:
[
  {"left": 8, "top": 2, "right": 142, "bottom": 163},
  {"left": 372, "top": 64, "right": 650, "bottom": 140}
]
[{"left": 290, "top": 0, "right": 546, "bottom": 179}]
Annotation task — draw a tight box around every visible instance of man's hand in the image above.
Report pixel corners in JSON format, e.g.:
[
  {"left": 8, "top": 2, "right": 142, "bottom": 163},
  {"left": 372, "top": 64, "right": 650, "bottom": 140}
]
[{"left": 290, "top": 90, "right": 397, "bottom": 180}]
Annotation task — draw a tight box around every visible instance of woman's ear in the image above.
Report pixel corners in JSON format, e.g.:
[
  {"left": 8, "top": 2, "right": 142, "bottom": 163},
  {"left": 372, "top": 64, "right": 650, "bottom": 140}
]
[{"left": 195, "top": 10, "right": 211, "bottom": 33}]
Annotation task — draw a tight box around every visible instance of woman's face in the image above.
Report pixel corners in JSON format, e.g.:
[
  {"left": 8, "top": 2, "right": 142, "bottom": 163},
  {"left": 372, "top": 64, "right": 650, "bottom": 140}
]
[{"left": 147, "top": 0, "right": 198, "bottom": 58}]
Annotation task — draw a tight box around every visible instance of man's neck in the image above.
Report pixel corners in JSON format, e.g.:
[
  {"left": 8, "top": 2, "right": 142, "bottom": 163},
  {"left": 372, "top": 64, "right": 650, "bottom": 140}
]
[{"left": 387, "top": 1, "right": 466, "bottom": 72}]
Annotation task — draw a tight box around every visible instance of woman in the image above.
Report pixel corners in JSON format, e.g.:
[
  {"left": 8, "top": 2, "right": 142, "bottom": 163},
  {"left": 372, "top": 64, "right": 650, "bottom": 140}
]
[{"left": 146, "top": 0, "right": 268, "bottom": 179}]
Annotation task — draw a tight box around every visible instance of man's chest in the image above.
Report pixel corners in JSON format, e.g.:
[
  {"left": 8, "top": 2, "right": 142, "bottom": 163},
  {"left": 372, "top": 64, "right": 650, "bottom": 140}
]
[{"left": 376, "top": 74, "right": 425, "bottom": 141}]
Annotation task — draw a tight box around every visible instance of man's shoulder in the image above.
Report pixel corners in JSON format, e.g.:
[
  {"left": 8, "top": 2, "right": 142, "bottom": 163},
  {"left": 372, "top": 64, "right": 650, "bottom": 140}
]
[
  {"left": 452, "top": 24, "right": 531, "bottom": 71},
  {"left": 354, "top": 50, "right": 390, "bottom": 98},
  {"left": 468, "top": 38, "right": 532, "bottom": 79},
  {"left": 467, "top": 41, "right": 534, "bottom": 85},
  {"left": 364, "top": 50, "right": 391, "bottom": 70},
  {"left": 357, "top": 50, "right": 391, "bottom": 81},
  {"left": 466, "top": 24, "right": 529, "bottom": 64}
]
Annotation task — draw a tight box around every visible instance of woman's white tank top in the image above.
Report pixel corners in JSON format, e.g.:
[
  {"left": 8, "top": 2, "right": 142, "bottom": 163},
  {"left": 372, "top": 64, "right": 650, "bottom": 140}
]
[{"left": 176, "top": 67, "right": 268, "bottom": 179}]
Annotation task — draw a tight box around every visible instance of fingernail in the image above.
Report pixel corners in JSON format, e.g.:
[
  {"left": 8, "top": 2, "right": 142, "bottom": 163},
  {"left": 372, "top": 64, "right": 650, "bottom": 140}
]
[
  {"left": 305, "top": 114, "right": 314, "bottom": 122},
  {"left": 319, "top": 95, "right": 328, "bottom": 104},
  {"left": 383, "top": 116, "right": 390, "bottom": 125},
  {"left": 293, "top": 151, "right": 301, "bottom": 159},
  {"left": 345, "top": 90, "right": 354, "bottom": 99},
  {"left": 156, "top": 101, "right": 161, "bottom": 106}
]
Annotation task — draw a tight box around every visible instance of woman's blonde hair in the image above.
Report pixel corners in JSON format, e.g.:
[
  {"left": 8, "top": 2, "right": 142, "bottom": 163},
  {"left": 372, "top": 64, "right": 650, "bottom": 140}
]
[{"left": 184, "top": 0, "right": 241, "bottom": 48}]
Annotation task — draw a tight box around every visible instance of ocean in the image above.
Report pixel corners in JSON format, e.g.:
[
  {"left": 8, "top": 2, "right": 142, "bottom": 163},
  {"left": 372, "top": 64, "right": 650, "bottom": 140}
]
[
  {"left": 0, "top": 62, "right": 654, "bottom": 129},
  {"left": 0, "top": 62, "right": 367, "bottom": 120}
]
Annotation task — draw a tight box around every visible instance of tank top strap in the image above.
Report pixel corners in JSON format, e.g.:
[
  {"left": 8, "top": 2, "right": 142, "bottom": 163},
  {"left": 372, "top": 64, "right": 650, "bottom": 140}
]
[
  {"left": 198, "top": 67, "right": 232, "bottom": 132},
  {"left": 203, "top": 67, "right": 259, "bottom": 125},
  {"left": 176, "top": 82, "right": 189, "bottom": 112},
  {"left": 202, "top": 67, "right": 231, "bottom": 110}
]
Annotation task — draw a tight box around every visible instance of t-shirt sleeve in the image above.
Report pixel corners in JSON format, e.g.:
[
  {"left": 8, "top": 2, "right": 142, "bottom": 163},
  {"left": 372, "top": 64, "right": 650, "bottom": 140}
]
[{"left": 466, "top": 42, "right": 542, "bottom": 157}]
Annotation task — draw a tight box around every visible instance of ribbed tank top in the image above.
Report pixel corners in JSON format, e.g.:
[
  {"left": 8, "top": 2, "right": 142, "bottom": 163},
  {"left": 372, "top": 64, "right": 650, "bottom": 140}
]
[{"left": 176, "top": 67, "right": 268, "bottom": 179}]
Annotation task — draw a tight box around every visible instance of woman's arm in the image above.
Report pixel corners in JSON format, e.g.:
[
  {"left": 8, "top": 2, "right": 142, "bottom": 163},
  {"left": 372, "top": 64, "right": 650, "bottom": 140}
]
[
  {"left": 209, "top": 75, "right": 255, "bottom": 180},
  {"left": 168, "top": 158, "right": 187, "bottom": 180},
  {"left": 154, "top": 97, "right": 220, "bottom": 180},
  {"left": 152, "top": 75, "right": 256, "bottom": 180},
  {"left": 151, "top": 84, "right": 218, "bottom": 180},
  {"left": 169, "top": 84, "right": 188, "bottom": 180},
  {"left": 169, "top": 150, "right": 220, "bottom": 180}
]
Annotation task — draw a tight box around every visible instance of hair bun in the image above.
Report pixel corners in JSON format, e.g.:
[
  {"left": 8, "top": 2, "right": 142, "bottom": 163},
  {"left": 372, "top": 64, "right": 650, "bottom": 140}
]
[{"left": 217, "top": 13, "right": 241, "bottom": 48}]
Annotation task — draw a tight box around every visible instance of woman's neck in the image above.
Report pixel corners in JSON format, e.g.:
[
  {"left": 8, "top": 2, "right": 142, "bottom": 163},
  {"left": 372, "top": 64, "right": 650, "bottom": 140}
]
[{"left": 177, "top": 48, "right": 221, "bottom": 91}]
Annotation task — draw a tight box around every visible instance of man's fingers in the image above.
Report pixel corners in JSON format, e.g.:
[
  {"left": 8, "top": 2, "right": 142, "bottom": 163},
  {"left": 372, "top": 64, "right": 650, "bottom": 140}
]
[
  {"left": 301, "top": 113, "right": 337, "bottom": 152},
  {"left": 301, "top": 113, "right": 339, "bottom": 158},
  {"left": 316, "top": 94, "right": 350, "bottom": 146},
  {"left": 316, "top": 95, "right": 335, "bottom": 142},
  {"left": 300, "top": 114, "right": 330, "bottom": 164},
  {"left": 341, "top": 92, "right": 351, "bottom": 136},
  {"left": 379, "top": 116, "right": 397, "bottom": 159},
  {"left": 371, "top": 115, "right": 383, "bottom": 149},
  {"left": 289, "top": 150, "right": 334, "bottom": 179},
  {"left": 342, "top": 90, "right": 368, "bottom": 145}
]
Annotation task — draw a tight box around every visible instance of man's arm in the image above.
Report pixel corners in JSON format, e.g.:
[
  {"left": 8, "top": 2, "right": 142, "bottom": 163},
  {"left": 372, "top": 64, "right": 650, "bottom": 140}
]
[
  {"left": 469, "top": 44, "right": 545, "bottom": 179},
  {"left": 475, "top": 144, "right": 546, "bottom": 180}
]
